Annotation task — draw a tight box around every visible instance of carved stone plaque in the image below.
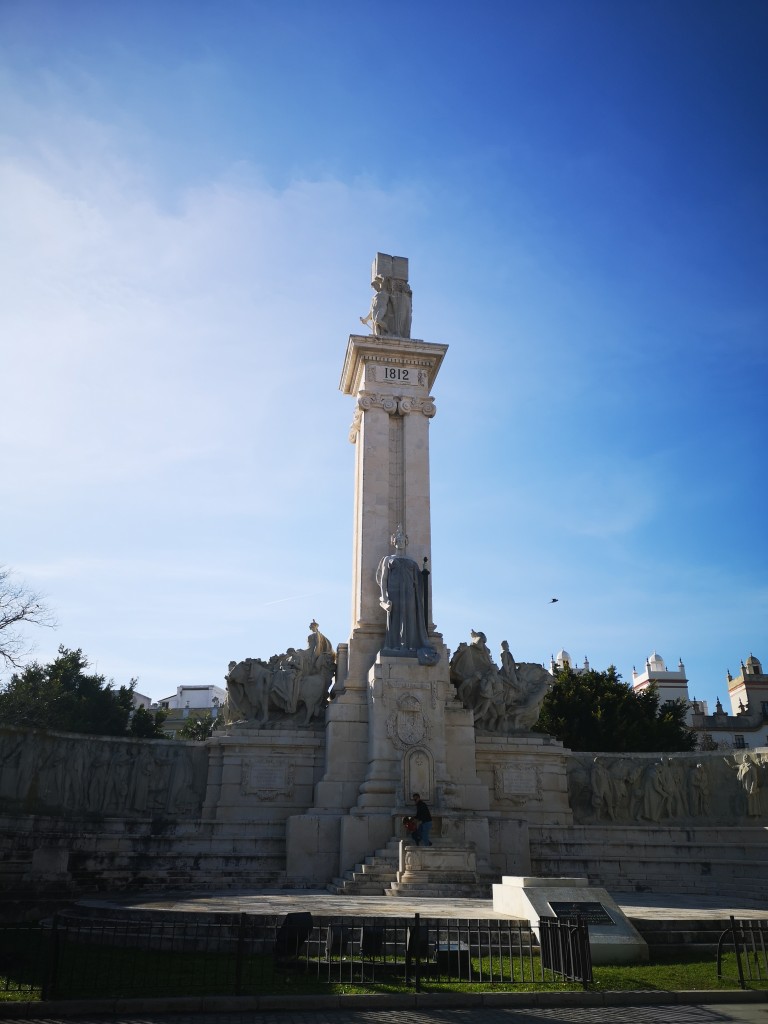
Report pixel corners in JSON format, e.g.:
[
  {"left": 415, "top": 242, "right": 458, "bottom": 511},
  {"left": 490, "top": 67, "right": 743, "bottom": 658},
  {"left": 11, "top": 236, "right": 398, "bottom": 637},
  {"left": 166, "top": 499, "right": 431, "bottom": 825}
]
[
  {"left": 241, "top": 759, "right": 294, "bottom": 801},
  {"left": 371, "top": 365, "right": 425, "bottom": 387},
  {"left": 493, "top": 765, "right": 542, "bottom": 804}
]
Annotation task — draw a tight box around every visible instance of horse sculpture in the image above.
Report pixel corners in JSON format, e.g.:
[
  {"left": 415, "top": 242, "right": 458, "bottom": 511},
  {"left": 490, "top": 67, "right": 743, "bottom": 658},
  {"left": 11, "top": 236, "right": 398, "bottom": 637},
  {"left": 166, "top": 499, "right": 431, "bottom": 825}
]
[
  {"left": 225, "top": 650, "right": 335, "bottom": 728},
  {"left": 449, "top": 635, "right": 553, "bottom": 733}
]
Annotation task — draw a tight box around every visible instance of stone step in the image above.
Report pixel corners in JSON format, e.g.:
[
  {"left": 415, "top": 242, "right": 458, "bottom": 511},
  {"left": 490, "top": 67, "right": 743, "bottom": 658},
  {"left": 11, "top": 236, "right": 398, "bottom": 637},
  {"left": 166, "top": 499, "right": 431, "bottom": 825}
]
[
  {"left": 629, "top": 917, "right": 740, "bottom": 955},
  {"left": 386, "top": 883, "right": 493, "bottom": 898},
  {"left": 359, "top": 864, "right": 396, "bottom": 877},
  {"left": 532, "top": 842, "right": 768, "bottom": 862},
  {"left": 532, "top": 864, "right": 768, "bottom": 884}
]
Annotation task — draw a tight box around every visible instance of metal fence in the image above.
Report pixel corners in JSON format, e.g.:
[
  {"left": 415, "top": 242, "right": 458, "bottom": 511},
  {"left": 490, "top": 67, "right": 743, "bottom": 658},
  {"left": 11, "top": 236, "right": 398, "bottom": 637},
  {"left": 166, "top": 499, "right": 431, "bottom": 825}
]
[
  {"left": 717, "top": 917, "right": 768, "bottom": 989},
  {"left": 0, "top": 911, "right": 593, "bottom": 999}
]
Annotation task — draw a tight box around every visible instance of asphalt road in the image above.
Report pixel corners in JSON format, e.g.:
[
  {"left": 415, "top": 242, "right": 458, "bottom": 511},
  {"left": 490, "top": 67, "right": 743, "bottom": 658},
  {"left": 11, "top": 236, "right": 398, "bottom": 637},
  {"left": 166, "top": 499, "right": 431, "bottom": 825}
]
[{"left": 2, "top": 1008, "right": 768, "bottom": 1024}]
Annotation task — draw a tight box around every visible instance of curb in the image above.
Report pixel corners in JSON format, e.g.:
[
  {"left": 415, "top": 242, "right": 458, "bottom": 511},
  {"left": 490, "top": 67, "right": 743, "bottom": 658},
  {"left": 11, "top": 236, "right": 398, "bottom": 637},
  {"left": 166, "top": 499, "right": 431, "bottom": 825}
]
[{"left": 1, "top": 989, "right": 767, "bottom": 1017}]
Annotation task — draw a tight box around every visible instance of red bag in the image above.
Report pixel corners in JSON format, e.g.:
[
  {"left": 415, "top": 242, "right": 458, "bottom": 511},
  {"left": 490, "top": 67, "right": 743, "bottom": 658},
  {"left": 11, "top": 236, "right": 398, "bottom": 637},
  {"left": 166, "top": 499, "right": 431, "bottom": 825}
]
[{"left": 402, "top": 816, "right": 417, "bottom": 833}]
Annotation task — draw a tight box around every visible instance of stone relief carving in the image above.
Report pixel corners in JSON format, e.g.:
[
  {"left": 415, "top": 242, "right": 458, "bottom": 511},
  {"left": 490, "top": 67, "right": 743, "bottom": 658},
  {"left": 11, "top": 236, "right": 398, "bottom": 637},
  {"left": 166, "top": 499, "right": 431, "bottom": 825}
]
[
  {"left": 725, "top": 752, "right": 767, "bottom": 817},
  {"left": 357, "top": 392, "right": 436, "bottom": 418},
  {"left": 225, "top": 621, "right": 336, "bottom": 729},
  {"left": 376, "top": 526, "right": 439, "bottom": 665},
  {"left": 0, "top": 727, "right": 207, "bottom": 819},
  {"left": 404, "top": 747, "right": 432, "bottom": 806},
  {"left": 386, "top": 694, "right": 431, "bottom": 750},
  {"left": 449, "top": 631, "right": 553, "bottom": 733},
  {"left": 349, "top": 393, "right": 436, "bottom": 443},
  {"left": 567, "top": 751, "right": 766, "bottom": 826}
]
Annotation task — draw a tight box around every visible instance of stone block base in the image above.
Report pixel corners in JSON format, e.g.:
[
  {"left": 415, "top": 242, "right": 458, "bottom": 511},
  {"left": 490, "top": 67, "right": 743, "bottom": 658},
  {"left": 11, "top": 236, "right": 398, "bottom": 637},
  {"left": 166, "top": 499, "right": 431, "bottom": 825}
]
[{"left": 493, "top": 875, "right": 648, "bottom": 965}]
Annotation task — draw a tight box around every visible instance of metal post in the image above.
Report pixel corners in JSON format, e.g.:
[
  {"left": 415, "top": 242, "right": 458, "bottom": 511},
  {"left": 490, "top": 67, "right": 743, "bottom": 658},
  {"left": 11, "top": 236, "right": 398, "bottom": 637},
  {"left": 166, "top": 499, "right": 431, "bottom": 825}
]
[
  {"left": 235, "top": 912, "right": 247, "bottom": 995},
  {"left": 421, "top": 559, "right": 430, "bottom": 631},
  {"left": 42, "top": 914, "right": 60, "bottom": 1001},
  {"left": 733, "top": 916, "right": 746, "bottom": 990}
]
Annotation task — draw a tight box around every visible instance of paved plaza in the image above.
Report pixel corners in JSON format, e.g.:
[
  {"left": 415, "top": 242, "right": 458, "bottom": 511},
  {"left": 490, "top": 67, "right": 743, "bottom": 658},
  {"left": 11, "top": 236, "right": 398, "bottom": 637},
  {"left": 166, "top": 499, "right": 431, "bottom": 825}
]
[
  {"left": 2, "top": 1004, "right": 768, "bottom": 1024},
  {"left": 1, "top": 890, "right": 762, "bottom": 1023},
  {"left": 76, "top": 888, "right": 768, "bottom": 923}
]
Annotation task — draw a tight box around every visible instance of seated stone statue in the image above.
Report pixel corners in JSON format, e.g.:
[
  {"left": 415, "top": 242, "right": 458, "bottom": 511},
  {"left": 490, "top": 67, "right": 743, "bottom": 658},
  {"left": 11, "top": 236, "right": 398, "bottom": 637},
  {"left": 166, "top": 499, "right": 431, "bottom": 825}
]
[{"left": 225, "top": 624, "right": 336, "bottom": 728}]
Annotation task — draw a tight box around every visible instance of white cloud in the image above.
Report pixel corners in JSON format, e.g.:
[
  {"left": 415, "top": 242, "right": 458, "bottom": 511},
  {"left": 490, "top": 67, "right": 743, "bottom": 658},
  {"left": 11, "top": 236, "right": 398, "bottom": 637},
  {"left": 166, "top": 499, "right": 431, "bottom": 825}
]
[{"left": 0, "top": 102, "right": 429, "bottom": 504}]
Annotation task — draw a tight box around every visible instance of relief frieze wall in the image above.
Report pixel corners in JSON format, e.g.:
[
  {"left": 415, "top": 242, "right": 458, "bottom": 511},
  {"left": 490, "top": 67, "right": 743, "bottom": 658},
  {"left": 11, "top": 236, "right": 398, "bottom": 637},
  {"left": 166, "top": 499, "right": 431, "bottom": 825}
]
[
  {"left": 567, "top": 749, "right": 768, "bottom": 826},
  {"left": 0, "top": 725, "right": 209, "bottom": 820}
]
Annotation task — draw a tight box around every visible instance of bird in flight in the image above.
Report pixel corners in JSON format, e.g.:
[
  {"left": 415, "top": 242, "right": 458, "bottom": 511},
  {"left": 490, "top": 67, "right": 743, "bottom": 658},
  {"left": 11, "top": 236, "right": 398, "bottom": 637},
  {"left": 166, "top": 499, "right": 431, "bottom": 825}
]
[{"left": 549, "top": 598, "right": 559, "bottom": 604}]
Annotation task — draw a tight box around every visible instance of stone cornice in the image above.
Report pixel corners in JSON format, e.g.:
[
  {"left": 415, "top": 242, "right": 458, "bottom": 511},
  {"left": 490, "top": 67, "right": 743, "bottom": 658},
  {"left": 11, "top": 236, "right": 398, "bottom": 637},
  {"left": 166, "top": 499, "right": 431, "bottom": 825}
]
[{"left": 339, "top": 334, "right": 448, "bottom": 396}]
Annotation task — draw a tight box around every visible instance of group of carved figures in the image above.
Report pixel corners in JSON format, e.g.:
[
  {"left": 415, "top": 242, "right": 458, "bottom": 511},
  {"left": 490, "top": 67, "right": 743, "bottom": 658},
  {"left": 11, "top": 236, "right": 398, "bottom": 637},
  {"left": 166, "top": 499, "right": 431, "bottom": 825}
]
[
  {"left": 225, "top": 621, "right": 336, "bottom": 728},
  {"left": 577, "top": 751, "right": 767, "bottom": 824},
  {"left": 449, "top": 630, "right": 553, "bottom": 733},
  {"left": 0, "top": 730, "right": 203, "bottom": 817},
  {"left": 360, "top": 274, "right": 412, "bottom": 338}
]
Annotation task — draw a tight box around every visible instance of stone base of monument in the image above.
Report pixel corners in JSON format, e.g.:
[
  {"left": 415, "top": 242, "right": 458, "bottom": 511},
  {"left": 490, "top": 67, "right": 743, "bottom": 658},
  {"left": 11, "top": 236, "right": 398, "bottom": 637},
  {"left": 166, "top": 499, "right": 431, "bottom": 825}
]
[
  {"left": 387, "top": 840, "right": 492, "bottom": 898},
  {"left": 492, "top": 875, "right": 648, "bottom": 964}
]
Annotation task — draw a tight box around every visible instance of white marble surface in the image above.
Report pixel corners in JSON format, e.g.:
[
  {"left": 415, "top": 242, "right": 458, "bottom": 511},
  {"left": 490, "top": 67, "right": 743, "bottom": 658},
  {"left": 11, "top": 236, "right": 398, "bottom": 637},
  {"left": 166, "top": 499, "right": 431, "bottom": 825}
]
[{"left": 76, "top": 887, "right": 768, "bottom": 921}]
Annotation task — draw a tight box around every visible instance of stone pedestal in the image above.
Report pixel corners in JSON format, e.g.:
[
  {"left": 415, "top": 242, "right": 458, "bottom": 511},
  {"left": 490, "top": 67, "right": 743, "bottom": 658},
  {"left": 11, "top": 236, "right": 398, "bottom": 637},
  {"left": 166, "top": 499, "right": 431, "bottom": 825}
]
[
  {"left": 201, "top": 728, "right": 324, "bottom": 824},
  {"left": 477, "top": 733, "right": 573, "bottom": 827},
  {"left": 388, "top": 840, "right": 491, "bottom": 897},
  {"left": 399, "top": 841, "right": 477, "bottom": 880},
  {"left": 492, "top": 875, "right": 649, "bottom": 964}
]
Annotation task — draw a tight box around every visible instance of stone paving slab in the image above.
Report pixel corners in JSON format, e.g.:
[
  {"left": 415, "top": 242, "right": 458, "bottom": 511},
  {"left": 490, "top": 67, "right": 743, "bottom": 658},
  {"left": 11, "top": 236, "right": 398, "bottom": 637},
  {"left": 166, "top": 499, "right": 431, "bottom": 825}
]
[
  {"left": 2, "top": 997, "right": 768, "bottom": 1023},
  {"left": 75, "top": 888, "right": 768, "bottom": 922}
]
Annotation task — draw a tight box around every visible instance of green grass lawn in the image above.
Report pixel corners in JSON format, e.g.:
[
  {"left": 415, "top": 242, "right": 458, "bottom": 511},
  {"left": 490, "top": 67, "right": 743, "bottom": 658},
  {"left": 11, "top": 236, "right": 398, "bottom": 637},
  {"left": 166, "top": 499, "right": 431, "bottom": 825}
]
[{"left": 2, "top": 936, "right": 765, "bottom": 1001}]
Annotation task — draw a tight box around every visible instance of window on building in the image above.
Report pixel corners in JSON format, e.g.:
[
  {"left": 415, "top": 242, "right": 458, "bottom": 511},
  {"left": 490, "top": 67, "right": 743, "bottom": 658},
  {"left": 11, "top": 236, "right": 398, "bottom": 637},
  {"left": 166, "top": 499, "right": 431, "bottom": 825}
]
[
  {"left": 734, "top": 735, "right": 746, "bottom": 749},
  {"left": 761, "top": 701, "right": 768, "bottom": 717}
]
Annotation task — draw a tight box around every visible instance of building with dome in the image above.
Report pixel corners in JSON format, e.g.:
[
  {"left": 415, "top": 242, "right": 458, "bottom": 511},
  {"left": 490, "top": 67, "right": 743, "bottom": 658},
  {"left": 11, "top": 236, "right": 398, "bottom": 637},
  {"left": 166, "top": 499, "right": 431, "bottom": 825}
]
[
  {"left": 628, "top": 650, "right": 768, "bottom": 751},
  {"left": 631, "top": 653, "right": 696, "bottom": 718},
  {"left": 549, "top": 649, "right": 590, "bottom": 674},
  {"left": 727, "top": 654, "right": 768, "bottom": 716}
]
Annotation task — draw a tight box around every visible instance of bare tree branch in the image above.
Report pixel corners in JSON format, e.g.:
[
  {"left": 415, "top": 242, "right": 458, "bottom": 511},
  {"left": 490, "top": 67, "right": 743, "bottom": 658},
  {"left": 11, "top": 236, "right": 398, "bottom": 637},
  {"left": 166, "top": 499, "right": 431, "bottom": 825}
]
[{"left": 0, "top": 566, "right": 57, "bottom": 671}]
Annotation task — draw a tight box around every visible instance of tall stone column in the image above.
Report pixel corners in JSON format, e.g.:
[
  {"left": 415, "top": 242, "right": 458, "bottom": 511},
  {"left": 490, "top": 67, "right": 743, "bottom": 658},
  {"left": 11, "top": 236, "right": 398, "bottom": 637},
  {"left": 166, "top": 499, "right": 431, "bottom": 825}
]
[
  {"left": 289, "top": 254, "right": 488, "bottom": 882},
  {"left": 340, "top": 334, "right": 447, "bottom": 686}
]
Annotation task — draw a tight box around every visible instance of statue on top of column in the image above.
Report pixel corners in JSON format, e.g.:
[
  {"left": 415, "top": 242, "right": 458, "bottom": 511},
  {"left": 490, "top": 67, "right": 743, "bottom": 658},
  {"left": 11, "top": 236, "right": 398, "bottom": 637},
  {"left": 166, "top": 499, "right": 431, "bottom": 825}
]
[
  {"left": 360, "top": 252, "right": 412, "bottom": 338},
  {"left": 376, "top": 524, "right": 439, "bottom": 665}
]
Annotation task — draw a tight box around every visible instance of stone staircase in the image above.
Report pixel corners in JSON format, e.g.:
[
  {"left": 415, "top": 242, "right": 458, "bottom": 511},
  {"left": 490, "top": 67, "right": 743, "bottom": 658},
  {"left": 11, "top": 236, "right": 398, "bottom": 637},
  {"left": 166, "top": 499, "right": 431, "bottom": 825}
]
[
  {"left": 329, "top": 839, "right": 495, "bottom": 898},
  {"left": 530, "top": 825, "right": 768, "bottom": 901},
  {"left": 627, "top": 916, "right": 735, "bottom": 956},
  {"left": 329, "top": 838, "right": 401, "bottom": 895},
  {"left": 0, "top": 815, "right": 289, "bottom": 906}
]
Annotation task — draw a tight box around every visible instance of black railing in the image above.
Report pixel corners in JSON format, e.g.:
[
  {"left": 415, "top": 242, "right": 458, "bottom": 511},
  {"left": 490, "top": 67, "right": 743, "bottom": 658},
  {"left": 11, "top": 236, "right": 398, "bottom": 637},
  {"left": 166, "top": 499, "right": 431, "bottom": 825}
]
[
  {"left": 717, "top": 916, "right": 768, "bottom": 989},
  {"left": 539, "top": 915, "right": 592, "bottom": 987},
  {"left": 0, "top": 911, "right": 593, "bottom": 998}
]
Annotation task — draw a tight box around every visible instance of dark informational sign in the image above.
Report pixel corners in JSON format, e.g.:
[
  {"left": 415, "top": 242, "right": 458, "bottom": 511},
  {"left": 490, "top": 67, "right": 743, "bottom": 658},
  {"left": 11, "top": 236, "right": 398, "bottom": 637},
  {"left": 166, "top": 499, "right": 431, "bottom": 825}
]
[{"left": 548, "top": 901, "right": 615, "bottom": 925}]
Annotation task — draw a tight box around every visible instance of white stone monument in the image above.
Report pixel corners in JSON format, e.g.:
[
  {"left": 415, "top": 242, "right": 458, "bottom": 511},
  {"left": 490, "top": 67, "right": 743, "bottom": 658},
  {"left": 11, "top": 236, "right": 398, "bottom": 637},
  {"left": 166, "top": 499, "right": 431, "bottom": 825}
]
[
  {"left": 287, "top": 255, "right": 491, "bottom": 882},
  {"left": 493, "top": 875, "right": 649, "bottom": 964}
]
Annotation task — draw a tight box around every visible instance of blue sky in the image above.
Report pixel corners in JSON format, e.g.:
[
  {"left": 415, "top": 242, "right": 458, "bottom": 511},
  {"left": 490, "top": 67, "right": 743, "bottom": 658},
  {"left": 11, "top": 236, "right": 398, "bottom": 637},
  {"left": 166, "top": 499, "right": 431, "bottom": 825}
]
[{"left": 1, "top": 0, "right": 765, "bottom": 712}]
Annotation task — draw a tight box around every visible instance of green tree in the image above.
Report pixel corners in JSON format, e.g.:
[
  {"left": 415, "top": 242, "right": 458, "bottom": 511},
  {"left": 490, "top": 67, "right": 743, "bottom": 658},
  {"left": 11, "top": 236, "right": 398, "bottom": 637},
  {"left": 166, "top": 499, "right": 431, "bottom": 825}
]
[
  {"left": 535, "top": 664, "right": 697, "bottom": 753},
  {"left": 0, "top": 645, "right": 135, "bottom": 736},
  {"left": 176, "top": 710, "right": 217, "bottom": 740},
  {"left": 129, "top": 704, "right": 169, "bottom": 738}
]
